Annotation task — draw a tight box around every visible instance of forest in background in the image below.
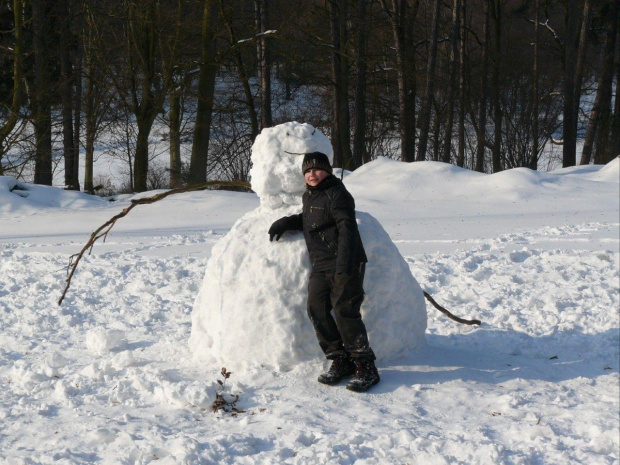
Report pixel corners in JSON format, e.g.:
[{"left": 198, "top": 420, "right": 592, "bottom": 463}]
[{"left": 0, "top": 0, "right": 618, "bottom": 193}]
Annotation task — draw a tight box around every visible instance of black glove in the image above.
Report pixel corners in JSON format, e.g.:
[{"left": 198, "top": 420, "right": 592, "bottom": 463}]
[{"left": 269, "top": 217, "right": 292, "bottom": 242}]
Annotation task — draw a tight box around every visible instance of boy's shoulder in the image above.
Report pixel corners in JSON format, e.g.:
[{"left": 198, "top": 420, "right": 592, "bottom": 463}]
[{"left": 325, "top": 178, "right": 355, "bottom": 205}]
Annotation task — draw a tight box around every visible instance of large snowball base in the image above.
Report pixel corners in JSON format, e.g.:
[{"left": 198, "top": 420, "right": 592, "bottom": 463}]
[{"left": 189, "top": 208, "right": 427, "bottom": 371}]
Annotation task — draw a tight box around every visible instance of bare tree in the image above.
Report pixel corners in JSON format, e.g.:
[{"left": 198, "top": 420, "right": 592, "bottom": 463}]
[
  {"left": 255, "top": 0, "right": 273, "bottom": 129},
  {"left": 457, "top": 0, "right": 466, "bottom": 167},
  {"left": 0, "top": 0, "right": 24, "bottom": 175},
  {"left": 592, "top": 0, "right": 618, "bottom": 164},
  {"left": 329, "top": 0, "right": 353, "bottom": 169},
  {"left": 417, "top": 0, "right": 442, "bottom": 162},
  {"left": 530, "top": 0, "right": 540, "bottom": 170},
  {"left": 562, "top": 0, "right": 579, "bottom": 167},
  {"left": 189, "top": 0, "right": 219, "bottom": 185},
  {"left": 31, "top": 0, "right": 53, "bottom": 185},
  {"left": 441, "top": 0, "right": 460, "bottom": 164},
  {"left": 475, "top": 0, "right": 490, "bottom": 173},
  {"left": 118, "top": 0, "right": 184, "bottom": 192},
  {"left": 490, "top": 0, "right": 502, "bottom": 173},
  {"left": 82, "top": 1, "right": 115, "bottom": 193},
  {"left": 221, "top": 1, "right": 259, "bottom": 143},
  {"left": 352, "top": 0, "right": 369, "bottom": 168},
  {"left": 580, "top": 0, "right": 617, "bottom": 165},
  {"left": 611, "top": 42, "right": 620, "bottom": 159},
  {"left": 168, "top": 77, "right": 183, "bottom": 188},
  {"left": 73, "top": 12, "right": 82, "bottom": 192},
  {"left": 381, "top": 0, "right": 419, "bottom": 163},
  {"left": 58, "top": 0, "right": 80, "bottom": 190}
]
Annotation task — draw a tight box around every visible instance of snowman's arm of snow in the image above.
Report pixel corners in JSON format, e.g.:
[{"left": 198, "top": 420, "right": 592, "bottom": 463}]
[{"left": 331, "top": 189, "right": 359, "bottom": 275}]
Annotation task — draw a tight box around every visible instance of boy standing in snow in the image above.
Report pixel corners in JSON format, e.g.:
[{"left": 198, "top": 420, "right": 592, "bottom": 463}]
[{"left": 268, "top": 152, "right": 380, "bottom": 392}]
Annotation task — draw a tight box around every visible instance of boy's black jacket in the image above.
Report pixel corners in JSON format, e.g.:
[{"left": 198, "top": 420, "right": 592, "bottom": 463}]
[{"left": 286, "top": 175, "right": 367, "bottom": 274}]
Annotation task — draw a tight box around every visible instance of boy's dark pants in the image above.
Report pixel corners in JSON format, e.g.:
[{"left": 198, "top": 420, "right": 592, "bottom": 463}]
[{"left": 307, "top": 263, "right": 375, "bottom": 360}]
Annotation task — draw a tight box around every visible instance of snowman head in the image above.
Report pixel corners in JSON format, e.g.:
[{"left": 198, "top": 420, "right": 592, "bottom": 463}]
[{"left": 249, "top": 122, "right": 333, "bottom": 210}]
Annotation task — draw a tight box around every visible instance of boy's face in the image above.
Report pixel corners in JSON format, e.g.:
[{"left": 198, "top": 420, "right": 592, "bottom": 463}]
[{"left": 304, "top": 169, "right": 329, "bottom": 187}]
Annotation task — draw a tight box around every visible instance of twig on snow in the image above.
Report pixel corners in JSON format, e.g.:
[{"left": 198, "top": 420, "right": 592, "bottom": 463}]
[
  {"left": 58, "top": 180, "right": 251, "bottom": 306},
  {"left": 423, "top": 291, "right": 482, "bottom": 326}
]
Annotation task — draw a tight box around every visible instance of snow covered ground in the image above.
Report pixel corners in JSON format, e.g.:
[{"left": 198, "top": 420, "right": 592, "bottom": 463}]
[{"left": 0, "top": 157, "right": 618, "bottom": 464}]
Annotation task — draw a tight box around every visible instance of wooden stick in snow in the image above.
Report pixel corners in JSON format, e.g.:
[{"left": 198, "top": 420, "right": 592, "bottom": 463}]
[
  {"left": 423, "top": 291, "right": 482, "bottom": 326},
  {"left": 58, "top": 180, "right": 251, "bottom": 306}
]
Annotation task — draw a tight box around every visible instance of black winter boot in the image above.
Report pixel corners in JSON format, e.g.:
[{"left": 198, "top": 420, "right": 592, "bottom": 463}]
[
  {"left": 346, "top": 358, "right": 380, "bottom": 392},
  {"left": 317, "top": 356, "right": 356, "bottom": 385}
]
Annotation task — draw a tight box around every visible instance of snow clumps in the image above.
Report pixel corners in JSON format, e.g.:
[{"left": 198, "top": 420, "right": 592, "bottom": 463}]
[{"left": 189, "top": 122, "right": 426, "bottom": 370}]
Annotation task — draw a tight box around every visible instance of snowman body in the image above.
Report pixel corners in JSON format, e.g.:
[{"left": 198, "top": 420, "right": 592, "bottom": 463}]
[{"left": 189, "top": 122, "right": 427, "bottom": 370}]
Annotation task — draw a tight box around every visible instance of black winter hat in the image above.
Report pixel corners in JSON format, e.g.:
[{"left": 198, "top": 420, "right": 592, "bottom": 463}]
[{"left": 302, "top": 152, "right": 333, "bottom": 175}]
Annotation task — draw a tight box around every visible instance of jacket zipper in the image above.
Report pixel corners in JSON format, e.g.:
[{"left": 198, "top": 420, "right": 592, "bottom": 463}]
[{"left": 319, "top": 231, "right": 338, "bottom": 256}]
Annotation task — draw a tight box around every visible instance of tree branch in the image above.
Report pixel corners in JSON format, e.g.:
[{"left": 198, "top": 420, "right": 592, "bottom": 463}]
[
  {"left": 58, "top": 180, "right": 251, "bottom": 306},
  {"left": 423, "top": 291, "right": 482, "bottom": 325}
]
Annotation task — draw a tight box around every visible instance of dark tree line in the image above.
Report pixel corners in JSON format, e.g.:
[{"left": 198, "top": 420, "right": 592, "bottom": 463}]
[{"left": 0, "top": 0, "right": 617, "bottom": 193}]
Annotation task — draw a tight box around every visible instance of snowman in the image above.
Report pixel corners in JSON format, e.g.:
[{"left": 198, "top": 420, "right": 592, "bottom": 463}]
[{"left": 189, "top": 122, "right": 427, "bottom": 371}]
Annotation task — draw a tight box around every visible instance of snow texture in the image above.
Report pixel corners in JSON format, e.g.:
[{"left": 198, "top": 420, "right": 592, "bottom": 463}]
[
  {"left": 0, "top": 143, "right": 618, "bottom": 464},
  {"left": 189, "top": 122, "right": 427, "bottom": 369}
]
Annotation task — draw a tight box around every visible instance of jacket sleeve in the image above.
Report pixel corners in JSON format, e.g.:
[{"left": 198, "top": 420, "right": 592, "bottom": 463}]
[
  {"left": 330, "top": 187, "right": 359, "bottom": 274},
  {"left": 287, "top": 213, "right": 303, "bottom": 231}
]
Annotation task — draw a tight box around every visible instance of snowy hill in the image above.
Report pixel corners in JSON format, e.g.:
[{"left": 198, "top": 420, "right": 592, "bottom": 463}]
[{"left": 0, "top": 158, "right": 618, "bottom": 464}]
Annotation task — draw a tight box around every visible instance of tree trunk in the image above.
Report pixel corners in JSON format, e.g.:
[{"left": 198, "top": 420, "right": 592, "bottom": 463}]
[
  {"left": 84, "top": 72, "right": 95, "bottom": 194},
  {"left": 442, "top": 0, "right": 460, "bottom": 165},
  {"left": 72, "top": 3, "right": 82, "bottom": 191},
  {"left": 593, "top": 0, "right": 618, "bottom": 164},
  {"left": 134, "top": 117, "right": 153, "bottom": 192},
  {"left": 329, "top": 0, "right": 342, "bottom": 168},
  {"left": 219, "top": 2, "right": 258, "bottom": 141},
  {"left": 475, "top": 0, "right": 490, "bottom": 173},
  {"left": 127, "top": 1, "right": 182, "bottom": 192},
  {"left": 0, "top": 0, "right": 24, "bottom": 175},
  {"left": 352, "top": 0, "right": 368, "bottom": 169},
  {"left": 329, "top": 0, "right": 353, "bottom": 170},
  {"left": 417, "top": 0, "right": 442, "bottom": 162},
  {"left": 59, "top": 0, "right": 77, "bottom": 190},
  {"left": 222, "top": 0, "right": 259, "bottom": 143},
  {"left": 562, "top": 0, "right": 579, "bottom": 167},
  {"left": 128, "top": 1, "right": 180, "bottom": 192},
  {"left": 457, "top": 0, "right": 466, "bottom": 167},
  {"left": 189, "top": 0, "right": 218, "bottom": 185},
  {"left": 235, "top": 48, "right": 260, "bottom": 141},
  {"left": 382, "top": 0, "right": 418, "bottom": 163},
  {"left": 32, "top": 0, "right": 53, "bottom": 185},
  {"left": 83, "top": 23, "right": 96, "bottom": 194},
  {"left": 611, "top": 43, "right": 620, "bottom": 159},
  {"left": 581, "top": 0, "right": 617, "bottom": 165},
  {"left": 530, "top": 0, "right": 539, "bottom": 170},
  {"left": 431, "top": 100, "right": 441, "bottom": 160},
  {"left": 169, "top": 84, "right": 182, "bottom": 188},
  {"left": 491, "top": 0, "right": 502, "bottom": 173},
  {"left": 255, "top": 0, "right": 272, "bottom": 129},
  {"left": 573, "top": 0, "right": 592, "bottom": 124}
]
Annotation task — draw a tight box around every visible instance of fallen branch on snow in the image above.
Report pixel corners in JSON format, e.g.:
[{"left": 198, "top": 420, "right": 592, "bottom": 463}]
[
  {"left": 59, "top": 180, "right": 482, "bottom": 328},
  {"left": 58, "top": 180, "right": 251, "bottom": 306},
  {"left": 423, "top": 291, "right": 482, "bottom": 326}
]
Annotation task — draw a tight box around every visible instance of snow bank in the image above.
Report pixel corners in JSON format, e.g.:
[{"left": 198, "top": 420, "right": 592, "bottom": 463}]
[
  {"left": 190, "top": 123, "right": 427, "bottom": 369},
  {"left": 346, "top": 156, "right": 620, "bottom": 204},
  {"left": 0, "top": 175, "right": 105, "bottom": 214},
  {"left": 590, "top": 156, "right": 619, "bottom": 183}
]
